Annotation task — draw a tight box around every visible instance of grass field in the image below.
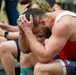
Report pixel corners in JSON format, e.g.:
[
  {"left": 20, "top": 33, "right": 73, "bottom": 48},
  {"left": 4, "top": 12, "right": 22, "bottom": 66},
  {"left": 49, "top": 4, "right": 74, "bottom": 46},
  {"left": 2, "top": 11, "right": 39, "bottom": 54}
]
[{"left": 0, "top": 1, "right": 25, "bottom": 24}]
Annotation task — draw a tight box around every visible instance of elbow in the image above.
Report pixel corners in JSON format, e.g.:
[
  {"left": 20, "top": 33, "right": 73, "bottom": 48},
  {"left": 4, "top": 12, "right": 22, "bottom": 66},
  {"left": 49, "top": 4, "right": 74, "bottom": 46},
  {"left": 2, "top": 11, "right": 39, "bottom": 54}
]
[
  {"left": 38, "top": 58, "right": 51, "bottom": 63},
  {"left": 38, "top": 54, "right": 51, "bottom": 63},
  {"left": 20, "top": 48, "right": 31, "bottom": 53},
  {"left": 39, "top": 59, "right": 51, "bottom": 63}
]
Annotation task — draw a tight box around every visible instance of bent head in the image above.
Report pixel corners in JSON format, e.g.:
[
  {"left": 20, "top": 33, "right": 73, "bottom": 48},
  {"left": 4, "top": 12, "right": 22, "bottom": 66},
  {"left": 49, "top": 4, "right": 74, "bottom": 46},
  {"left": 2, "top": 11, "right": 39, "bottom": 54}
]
[
  {"left": 22, "top": 8, "right": 46, "bottom": 27},
  {"left": 23, "top": 8, "right": 52, "bottom": 28},
  {"left": 22, "top": 8, "right": 51, "bottom": 39}
]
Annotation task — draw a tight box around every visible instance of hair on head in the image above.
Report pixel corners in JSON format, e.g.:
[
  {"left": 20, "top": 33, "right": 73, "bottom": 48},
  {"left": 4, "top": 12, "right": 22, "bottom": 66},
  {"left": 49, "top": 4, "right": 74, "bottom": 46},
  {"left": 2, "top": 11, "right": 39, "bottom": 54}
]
[{"left": 22, "top": 8, "right": 45, "bottom": 27}]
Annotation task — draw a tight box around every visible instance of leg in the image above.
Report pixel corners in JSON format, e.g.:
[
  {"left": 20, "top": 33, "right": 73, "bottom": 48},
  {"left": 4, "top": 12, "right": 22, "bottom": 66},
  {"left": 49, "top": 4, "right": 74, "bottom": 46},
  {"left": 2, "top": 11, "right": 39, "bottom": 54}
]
[
  {"left": 20, "top": 52, "right": 38, "bottom": 75},
  {"left": 0, "top": 40, "right": 18, "bottom": 75},
  {"left": 20, "top": 53, "right": 38, "bottom": 68},
  {"left": 34, "top": 60, "right": 63, "bottom": 75},
  {"left": 5, "top": 0, "right": 19, "bottom": 25}
]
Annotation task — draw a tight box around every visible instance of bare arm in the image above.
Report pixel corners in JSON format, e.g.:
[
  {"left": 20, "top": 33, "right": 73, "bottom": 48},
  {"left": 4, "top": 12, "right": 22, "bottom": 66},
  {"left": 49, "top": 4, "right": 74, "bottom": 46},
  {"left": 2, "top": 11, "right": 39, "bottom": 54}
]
[
  {"left": 0, "top": 28, "right": 19, "bottom": 39},
  {"left": 0, "top": 22, "right": 19, "bottom": 32},
  {"left": 18, "top": 31, "right": 46, "bottom": 54},
  {"left": 18, "top": 33, "right": 31, "bottom": 53},
  {"left": 6, "top": 32, "right": 19, "bottom": 39},
  {"left": 18, "top": 15, "right": 71, "bottom": 63},
  {"left": 24, "top": 25, "right": 71, "bottom": 63}
]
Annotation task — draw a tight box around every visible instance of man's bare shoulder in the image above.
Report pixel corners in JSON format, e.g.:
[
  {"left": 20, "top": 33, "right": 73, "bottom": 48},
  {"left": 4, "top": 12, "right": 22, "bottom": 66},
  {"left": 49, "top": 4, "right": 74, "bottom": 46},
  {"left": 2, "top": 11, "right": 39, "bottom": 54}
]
[{"left": 52, "top": 21, "right": 71, "bottom": 39}]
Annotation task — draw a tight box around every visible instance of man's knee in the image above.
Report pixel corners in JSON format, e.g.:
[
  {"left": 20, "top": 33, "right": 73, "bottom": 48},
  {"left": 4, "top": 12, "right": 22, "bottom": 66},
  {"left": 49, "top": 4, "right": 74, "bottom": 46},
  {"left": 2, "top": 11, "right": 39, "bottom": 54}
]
[
  {"left": 34, "top": 62, "right": 55, "bottom": 74},
  {"left": 0, "top": 42, "right": 8, "bottom": 55},
  {"left": 34, "top": 62, "right": 43, "bottom": 73},
  {"left": 0, "top": 42, "right": 11, "bottom": 56}
]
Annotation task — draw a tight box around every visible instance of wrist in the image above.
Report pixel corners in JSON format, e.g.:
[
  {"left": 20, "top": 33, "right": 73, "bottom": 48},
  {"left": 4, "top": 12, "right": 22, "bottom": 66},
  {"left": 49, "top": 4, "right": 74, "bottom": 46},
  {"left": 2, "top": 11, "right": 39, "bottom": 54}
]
[{"left": 4, "top": 32, "right": 8, "bottom": 38}]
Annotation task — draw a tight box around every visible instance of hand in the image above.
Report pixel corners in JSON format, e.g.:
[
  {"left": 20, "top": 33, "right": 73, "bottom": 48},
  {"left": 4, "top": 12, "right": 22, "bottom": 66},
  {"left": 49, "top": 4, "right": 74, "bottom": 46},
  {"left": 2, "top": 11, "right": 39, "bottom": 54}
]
[
  {"left": 18, "top": 14, "right": 33, "bottom": 33},
  {"left": 52, "top": 4, "right": 61, "bottom": 11}
]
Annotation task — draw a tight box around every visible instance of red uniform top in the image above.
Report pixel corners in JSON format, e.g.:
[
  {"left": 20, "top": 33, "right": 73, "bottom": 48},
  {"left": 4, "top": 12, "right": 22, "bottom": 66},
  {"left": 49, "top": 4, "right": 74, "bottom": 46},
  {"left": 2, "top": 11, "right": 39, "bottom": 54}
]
[{"left": 60, "top": 42, "right": 76, "bottom": 61}]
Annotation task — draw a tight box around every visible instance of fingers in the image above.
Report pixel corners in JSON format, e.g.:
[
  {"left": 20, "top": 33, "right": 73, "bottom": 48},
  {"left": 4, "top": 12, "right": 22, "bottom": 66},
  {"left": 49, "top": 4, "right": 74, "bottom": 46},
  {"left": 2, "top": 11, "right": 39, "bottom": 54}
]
[
  {"left": 18, "top": 14, "right": 28, "bottom": 23},
  {"left": 17, "top": 15, "right": 26, "bottom": 26},
  {"left": 19, "top": 15, "right": 25, "bottom": 22},
  {"left": 18, "top": 14, "right": 33, "bottom": 25},
  {"left": 17, "top": 14, "right": 34, "bottom": 31},
  {"left": 30, "top": 15, "right": 33, "bottom": 24}
]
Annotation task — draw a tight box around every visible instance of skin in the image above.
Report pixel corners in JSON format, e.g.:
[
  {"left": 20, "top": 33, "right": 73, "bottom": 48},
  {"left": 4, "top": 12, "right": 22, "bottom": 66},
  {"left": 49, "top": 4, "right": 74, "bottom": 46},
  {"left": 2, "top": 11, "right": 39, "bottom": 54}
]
[
  {"left": 0, "top": 0, "right": 62, "bottom": 75},
  {"left": 0, "top": 0, "right": 61, "bottom": 75},
  {"left": 0, "top": 2, "right": 51, "bottom": 75},
  {"left": 0, "top": 22, "right": 19, "bottom": 32},
  {"left": 0, "top": 22, "right": 46, "bottom": 75},
  {"left": 0, "top": 28, "right": 7, "bottom": 44},
  {"left": 0, "top": 28, "right": 19, "bottom": 75},
  {"left": 52, "top": 3, "right": 61, "bottom": 11},
  {"left": 51, "top": 0, "right": 61, "bottom": 11},
  {"left": 0, "top": 3, "right": 48, "bottom": 75},
  {"left": 18, "top": 9, "right": 76, "bottom": 75},
  {"left": 0, "top": 1, "right": 26, "bottom": 74},
  {"left": 0, "top": 0, "right": 33, "bottom": 32},
  {"left": 19, "top": 22, "right": 47, "bottom": 68},
  {"left": 0, "top": 27, "right": 19, "bottom": 40}
]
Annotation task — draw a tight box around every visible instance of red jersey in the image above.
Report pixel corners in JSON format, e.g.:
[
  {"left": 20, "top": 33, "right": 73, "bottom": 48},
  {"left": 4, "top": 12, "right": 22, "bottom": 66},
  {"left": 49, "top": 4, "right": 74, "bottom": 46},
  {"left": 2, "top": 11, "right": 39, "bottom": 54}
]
[{"left": 60, "top": 42, "right": 76, "bottom": 61}]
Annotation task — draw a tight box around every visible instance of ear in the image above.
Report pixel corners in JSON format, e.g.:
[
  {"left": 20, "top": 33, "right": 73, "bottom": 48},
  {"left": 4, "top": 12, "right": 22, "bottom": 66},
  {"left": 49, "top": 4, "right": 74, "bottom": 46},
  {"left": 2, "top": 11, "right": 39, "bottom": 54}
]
[{"left": 40, "top": 20, "right": 45, "bottom": 25}]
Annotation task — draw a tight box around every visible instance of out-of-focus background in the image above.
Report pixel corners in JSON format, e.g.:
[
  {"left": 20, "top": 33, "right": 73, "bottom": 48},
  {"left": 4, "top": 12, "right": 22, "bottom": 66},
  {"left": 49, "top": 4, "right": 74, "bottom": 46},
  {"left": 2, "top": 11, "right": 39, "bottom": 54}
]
[
  {"left": 0, "top": 0, "right": 76, "bottom": 25},
  {"left": 0, "top": 0, "right": 25, "bottom": 24}
]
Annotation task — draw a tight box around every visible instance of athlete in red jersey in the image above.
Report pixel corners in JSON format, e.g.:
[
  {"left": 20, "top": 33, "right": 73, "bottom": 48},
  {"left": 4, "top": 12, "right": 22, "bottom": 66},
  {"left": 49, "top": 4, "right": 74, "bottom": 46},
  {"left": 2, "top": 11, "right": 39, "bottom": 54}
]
[
  {"left": 18, "top": 8, "right": 76, "bottom": 75},
  {"left": 60, "top": 42, "right": 76, "bottom": 61}
]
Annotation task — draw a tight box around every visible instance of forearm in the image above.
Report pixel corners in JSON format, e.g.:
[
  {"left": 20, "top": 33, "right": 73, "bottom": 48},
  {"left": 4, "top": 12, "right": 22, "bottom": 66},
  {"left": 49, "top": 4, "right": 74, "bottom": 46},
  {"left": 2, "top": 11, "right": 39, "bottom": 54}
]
[
  {"left": 24, "top": 28, "right": 49, "bottom": 62},
  {"left": 5, "top": 32, "right": 19, "bottom": 39},
  {"left": 0, "top": 23, "right": 19, "bottom": 32},
  {"left": 18, "top": 33, "right": 31, "bottom": 53},
  {"left": 6, "top": 26, "right": 19, "bottom": 32}
]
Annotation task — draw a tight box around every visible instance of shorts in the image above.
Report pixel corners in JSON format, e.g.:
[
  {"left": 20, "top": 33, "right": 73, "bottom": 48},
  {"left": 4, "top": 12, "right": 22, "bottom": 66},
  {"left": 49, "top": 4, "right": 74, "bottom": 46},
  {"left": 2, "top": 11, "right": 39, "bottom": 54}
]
[
  {"left": 58, "top": 59, "right": 76, "bottom": 75},
  {"left": 14, "top": 40, "right": 20, "bottom": 62}
]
